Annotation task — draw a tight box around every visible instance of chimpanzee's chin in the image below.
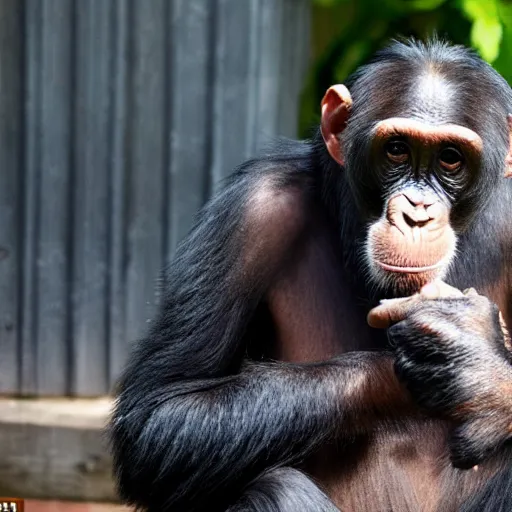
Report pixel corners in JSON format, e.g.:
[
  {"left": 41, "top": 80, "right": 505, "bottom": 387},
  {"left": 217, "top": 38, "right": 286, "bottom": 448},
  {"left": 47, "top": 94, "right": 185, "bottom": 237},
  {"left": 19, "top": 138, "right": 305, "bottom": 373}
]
[{"left": 378, "top": 271, "right": 440, "bottom": 299}]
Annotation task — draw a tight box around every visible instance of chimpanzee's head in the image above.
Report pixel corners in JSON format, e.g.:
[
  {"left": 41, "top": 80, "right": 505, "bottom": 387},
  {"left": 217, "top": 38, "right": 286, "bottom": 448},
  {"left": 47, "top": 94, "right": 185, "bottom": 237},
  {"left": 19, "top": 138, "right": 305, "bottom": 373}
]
[{"left": 320, "top": 38, "right": 512, "bottom": 296}]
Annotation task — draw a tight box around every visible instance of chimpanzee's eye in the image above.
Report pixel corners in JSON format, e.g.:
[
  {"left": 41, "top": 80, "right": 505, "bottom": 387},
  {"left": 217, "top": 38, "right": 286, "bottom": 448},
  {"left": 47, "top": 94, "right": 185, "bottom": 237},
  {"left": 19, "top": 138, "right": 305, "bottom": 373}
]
[
  {"left": 439, "top": 147, "right": 463, "bottom": 171},
  {"left": 385, "top": 139, "right": 409, "bottom": 164}
]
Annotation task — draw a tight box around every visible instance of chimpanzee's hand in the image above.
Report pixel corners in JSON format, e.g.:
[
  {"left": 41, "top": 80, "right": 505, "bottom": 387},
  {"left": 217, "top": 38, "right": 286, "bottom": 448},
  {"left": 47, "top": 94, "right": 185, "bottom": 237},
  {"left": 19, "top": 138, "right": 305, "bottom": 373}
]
[{"left": 368, "top": 281, "right": 512, "bottom": 470}]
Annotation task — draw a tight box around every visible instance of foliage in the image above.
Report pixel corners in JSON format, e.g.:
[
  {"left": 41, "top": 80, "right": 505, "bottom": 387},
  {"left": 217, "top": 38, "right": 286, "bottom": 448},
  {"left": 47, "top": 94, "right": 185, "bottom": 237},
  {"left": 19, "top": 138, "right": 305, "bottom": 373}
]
[{"left": 299, "top": 0, "right": 512, "bottom": 137}]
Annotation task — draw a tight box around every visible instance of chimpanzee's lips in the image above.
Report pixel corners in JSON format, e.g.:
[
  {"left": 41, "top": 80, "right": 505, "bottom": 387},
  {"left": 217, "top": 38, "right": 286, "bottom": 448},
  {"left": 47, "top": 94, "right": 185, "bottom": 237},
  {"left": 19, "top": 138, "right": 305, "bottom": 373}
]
[{"left": 375, "top": 260, "right": 444, "bottom": 273}]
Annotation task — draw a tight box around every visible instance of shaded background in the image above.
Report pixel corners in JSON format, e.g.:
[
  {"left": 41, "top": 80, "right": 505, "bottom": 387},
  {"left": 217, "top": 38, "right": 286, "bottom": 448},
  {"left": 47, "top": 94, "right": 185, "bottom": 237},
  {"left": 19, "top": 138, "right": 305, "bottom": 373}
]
[{"left": 0, "top": 0, "right": 508, "bottom": 398}]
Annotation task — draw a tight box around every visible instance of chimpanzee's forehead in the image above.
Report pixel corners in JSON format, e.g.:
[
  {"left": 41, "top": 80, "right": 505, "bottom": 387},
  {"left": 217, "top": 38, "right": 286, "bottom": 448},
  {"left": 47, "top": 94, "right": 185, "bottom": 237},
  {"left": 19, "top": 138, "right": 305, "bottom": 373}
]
[
  {"left": 349, "top": 61, "right": 487, "bottom": 131},
  {"left": 407, "top": 70, "right": 455, "bottom": 124}
]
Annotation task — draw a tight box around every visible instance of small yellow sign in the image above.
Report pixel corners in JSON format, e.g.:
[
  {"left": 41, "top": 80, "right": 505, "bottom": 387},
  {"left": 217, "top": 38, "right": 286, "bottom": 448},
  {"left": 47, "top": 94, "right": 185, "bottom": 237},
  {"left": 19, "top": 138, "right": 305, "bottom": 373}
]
[{"left": 0, "top": 499, "right": 24, "bottom": 512}]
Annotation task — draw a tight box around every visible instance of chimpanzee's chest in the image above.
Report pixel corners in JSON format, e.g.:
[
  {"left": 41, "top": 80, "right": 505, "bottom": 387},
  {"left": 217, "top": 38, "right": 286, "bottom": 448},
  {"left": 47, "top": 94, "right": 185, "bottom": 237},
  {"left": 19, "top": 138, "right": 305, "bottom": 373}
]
[
  {"left": 305, "top": 418, "right": 496, "bottom": 512},
  {"left": 265, "top": 226, "right": 385, "bottom": 362}
]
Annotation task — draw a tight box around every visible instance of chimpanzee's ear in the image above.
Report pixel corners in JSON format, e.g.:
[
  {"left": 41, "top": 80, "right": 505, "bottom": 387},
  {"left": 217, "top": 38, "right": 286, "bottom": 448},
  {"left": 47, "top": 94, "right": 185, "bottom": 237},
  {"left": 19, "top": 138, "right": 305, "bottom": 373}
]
[
  {"left": 320, "top": 85, "right": 353, "bottom": 166},
  {"left": 505, "top": 114, "right": 512, "bottom": 178}
]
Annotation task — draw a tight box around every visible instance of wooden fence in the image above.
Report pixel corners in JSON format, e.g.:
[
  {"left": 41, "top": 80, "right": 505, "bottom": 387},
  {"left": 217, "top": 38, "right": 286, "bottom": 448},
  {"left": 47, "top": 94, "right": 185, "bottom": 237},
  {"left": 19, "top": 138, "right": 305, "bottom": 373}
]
[{"left": 0, "top": 0, "right": 310, "bottom": 396}]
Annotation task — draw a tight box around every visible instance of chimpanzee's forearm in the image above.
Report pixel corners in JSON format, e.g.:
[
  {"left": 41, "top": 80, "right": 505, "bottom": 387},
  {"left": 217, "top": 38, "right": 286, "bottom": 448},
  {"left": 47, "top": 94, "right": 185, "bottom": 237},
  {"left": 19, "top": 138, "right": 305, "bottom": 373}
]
[{"left": 110, "top": 350, "right": 402, "bottom": 512}]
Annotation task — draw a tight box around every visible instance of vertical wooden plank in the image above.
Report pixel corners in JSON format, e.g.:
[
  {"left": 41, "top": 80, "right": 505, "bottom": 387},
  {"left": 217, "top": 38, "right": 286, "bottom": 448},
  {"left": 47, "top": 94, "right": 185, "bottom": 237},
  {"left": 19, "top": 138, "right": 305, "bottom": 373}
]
[
  {"left": 35, "top": 0, "right": 74, "bottom": 395},
  {"left": 0, "top": 0, "right": 23, "bottom": 394},
  {"left": 248, "top": 0, "right": 311, "bottom": 149},
  {"left": 245, "top": 0, "right": 263, "bottom": 159},
  {"left": 20, "top": 0, "right": 42, "bottom": 395},
  {"left": 71, "top": 0, "right": 113, "bottom": 396},
  {"left": 287, "top": 0, "right": 311, "bottom": 138},
  {"left": 167, "top": 0, "right": 213, "bottom": 256},
  {"left": 107, "top": 0, "right": 129, "bottom": 391},
  {"left": 277, "top": 0, "right": 299, "bottom": 138},
  {"left": 210, "top": 0, "right": 252, "bottom": 189},
  {"left": 124, "top": 0, "right": 167, "bottom": 346},
  {"left": 253, "top": 0, "right": 284, "bottom": 151}
]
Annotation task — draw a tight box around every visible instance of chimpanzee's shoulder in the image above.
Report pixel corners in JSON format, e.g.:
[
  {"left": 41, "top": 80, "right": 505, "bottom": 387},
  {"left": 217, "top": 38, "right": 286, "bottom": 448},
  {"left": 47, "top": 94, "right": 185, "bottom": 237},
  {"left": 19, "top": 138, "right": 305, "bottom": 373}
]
[
  {"left": 228, "top": 140, "right": 317, "bottom": 241},
  {"left": 234, "top": 139, "right": 316, "bottom": 191}
]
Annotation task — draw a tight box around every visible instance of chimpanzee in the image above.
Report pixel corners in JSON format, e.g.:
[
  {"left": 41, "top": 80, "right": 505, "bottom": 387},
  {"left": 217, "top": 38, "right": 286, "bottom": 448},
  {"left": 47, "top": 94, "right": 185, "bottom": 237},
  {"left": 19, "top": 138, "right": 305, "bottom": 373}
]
[{"left": 109, "top": 38, "right": 512, "bottom": 511}]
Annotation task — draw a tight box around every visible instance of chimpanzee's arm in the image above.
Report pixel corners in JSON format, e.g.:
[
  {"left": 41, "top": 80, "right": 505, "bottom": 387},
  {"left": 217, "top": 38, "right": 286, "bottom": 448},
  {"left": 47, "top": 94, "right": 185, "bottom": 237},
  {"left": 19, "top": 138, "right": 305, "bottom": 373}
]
[{"left": 109, "top": 162, "right": 402, "bottom": 511}]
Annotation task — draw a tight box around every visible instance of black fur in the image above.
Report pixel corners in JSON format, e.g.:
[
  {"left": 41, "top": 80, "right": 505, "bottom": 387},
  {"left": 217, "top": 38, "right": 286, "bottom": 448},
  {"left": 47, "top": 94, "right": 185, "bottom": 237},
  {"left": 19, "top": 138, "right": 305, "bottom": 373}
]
[
  {"left": 108, "top": 152, "right": 341, "bottom": 511},
  {"left": 389, "top": 296, "right": 512, "bottom": 468},
  {"left": 460, "top": 466, "right": 512, "bottom": 511},
  {"left": 110, "top": 38, "right": 512, "bottom": 511},
  {"left": 226, "top": 468, "right": 339, "bottom": 512},
  {"left": 108, "top": 146, "right": 393, "bottom": 510}
]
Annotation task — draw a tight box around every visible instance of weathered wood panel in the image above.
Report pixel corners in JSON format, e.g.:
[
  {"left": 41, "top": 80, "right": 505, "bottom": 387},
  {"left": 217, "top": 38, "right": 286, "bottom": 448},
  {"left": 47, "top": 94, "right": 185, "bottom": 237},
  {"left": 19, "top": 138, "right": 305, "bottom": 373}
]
[
  {"left": 0, "top": 0, "right": 23, "bottom": 395},
  {"left": 71, "top": 0, "right": 114, "bottom": 395},
  {"left": 0, "top": 0, "right": 311, "bottom": 397},
  {"left": 107, "top": 0, "right": 130, "bottom": 399},
  {"left": 33, "top": 0, "right": 74, "bottom": 395},
  {"left": 167, "top": 0, "right": 213, "bottom": 256},
  {"left": 124, "top": 0, "right": 169, "bottom": 364}
]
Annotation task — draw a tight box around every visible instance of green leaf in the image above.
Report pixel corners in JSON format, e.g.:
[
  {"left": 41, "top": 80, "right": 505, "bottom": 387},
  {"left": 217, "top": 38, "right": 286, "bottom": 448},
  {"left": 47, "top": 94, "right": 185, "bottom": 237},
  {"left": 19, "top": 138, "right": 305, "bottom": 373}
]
[
  {"left": 405, "top": 0, "right": 448, "bottom": 11},
  {"left": 377, "top": 0, "right": 448, "bottom": 14},
  {"left": 492, "top": 24, "right": 512, "bottom": 82},
  {"left": 459, "top": 0, "right": 503, "bottom": 62},
  {"left": 460, "top": 0, "right": 498, "bottom": 21},
  {"left": 471, "top": 18, "right": 503, "bottom": 62},
  {"left": 497, "top": 0, "right": 512, "bottom": 28}
]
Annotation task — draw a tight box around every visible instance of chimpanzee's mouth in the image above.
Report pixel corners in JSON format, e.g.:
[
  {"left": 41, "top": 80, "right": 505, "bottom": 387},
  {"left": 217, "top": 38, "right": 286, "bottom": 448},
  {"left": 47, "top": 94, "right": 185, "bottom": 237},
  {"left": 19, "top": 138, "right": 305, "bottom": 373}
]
[{"left": 375, "top": 260, "right": 444, "bottom": 273}]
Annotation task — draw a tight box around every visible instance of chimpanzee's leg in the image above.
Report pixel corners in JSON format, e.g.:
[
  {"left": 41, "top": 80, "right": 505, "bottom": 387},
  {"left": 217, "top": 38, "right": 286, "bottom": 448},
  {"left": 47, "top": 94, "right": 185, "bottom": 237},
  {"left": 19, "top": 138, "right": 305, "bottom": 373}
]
[{"left": 226, "top": 467, "right": 339, "bottom": 512}]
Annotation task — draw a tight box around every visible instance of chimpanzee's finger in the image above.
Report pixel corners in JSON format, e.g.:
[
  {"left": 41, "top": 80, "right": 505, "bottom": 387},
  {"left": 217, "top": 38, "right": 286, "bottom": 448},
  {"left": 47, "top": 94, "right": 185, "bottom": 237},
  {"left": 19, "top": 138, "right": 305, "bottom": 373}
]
[
  {"left": 367, "top": 295, "right": 422, "bottom": 329},
  {"left": 367, "top": 280, "right": 464, "bottom": 329}
]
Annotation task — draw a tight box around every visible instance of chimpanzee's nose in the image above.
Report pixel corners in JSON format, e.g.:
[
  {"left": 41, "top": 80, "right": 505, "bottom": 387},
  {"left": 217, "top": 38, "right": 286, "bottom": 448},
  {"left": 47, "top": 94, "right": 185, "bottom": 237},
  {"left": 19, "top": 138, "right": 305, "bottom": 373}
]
[
  {"left": 402, "top": 188, "right": 437, "bottom": 208},
  {"left": 387, "top": 188, "right": 441, "bottom": 231},
  {"left": 398, "top": 188, "right": 439, "bottom": 228}
]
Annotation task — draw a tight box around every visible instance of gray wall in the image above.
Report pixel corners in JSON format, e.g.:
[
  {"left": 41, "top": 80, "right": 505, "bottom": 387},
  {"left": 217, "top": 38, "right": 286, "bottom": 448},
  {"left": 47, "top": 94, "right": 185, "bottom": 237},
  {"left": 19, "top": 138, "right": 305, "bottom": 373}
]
[{"left": 0, "top": 0, "right": 311, "bottom": 397}]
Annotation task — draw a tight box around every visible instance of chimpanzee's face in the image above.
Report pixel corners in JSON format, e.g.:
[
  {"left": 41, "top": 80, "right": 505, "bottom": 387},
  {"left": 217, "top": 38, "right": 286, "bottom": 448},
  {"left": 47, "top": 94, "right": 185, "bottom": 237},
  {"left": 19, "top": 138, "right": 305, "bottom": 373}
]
[
  {"left": 320, "top": 61, "right": 512, "bottom": 297},
  {"left": 362, "top": 116, "right": 483, "bottom": 296}
]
